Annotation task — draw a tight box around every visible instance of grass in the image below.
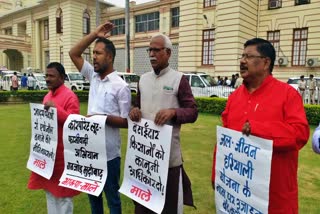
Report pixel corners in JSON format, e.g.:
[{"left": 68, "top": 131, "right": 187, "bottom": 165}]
[{"left": 0, "top": 103, "right": 319, "bottom": 213}]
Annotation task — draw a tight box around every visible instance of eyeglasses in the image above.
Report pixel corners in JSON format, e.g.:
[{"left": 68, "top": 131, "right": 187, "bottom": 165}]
[
  {"left": 239, "top": 54, "right": 266, "bottom": 60},
  {"left": 146, "top": 47, "right": 166, "bottom": 53}
]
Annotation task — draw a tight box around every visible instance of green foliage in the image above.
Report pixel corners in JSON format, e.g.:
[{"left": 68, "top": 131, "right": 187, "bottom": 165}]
[
  {"left": 195, "top": 97, "right": 226, "bottom": 115},
  {"left": 0, "top": 91, "right": 11, "bottom": 102},
  {"left": 304, "top": 104, "right": 320, "bottom": 126}
]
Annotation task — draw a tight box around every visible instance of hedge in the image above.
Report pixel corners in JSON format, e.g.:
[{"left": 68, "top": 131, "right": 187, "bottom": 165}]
[{"left": 1, "top": 91, "right": 319, "bottom": 125}]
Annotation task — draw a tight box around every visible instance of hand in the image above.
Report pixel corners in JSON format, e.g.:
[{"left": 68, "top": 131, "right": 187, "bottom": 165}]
[
  {"left": 129, "top": 107, "right": 142, "bottom": 122},
  {"left": 154, "top": 109, "right": 176, "bottom": 126},
  {"left": 44, "top": 100, "right": 55, "bottom": 111},
  {"left": 242, "top": 121, "right": 251, "bottom": 136},
  {"left": 94, "top": 22, "right": 114, "bottom": 38}
]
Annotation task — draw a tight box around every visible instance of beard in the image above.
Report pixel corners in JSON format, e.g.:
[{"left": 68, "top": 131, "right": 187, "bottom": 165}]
[{"left": 94, "top": 63, "right": 109, "bottom": 74}]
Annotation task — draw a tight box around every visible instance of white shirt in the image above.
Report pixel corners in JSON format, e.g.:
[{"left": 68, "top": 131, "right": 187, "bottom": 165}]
[{"left": 81, "top": 60, "right": 131, "bottom": 161}]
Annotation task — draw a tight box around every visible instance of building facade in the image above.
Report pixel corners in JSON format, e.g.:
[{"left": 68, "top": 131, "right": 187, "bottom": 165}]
[{"left": 1, "top": 0, "right": 319, "bottom": 81}]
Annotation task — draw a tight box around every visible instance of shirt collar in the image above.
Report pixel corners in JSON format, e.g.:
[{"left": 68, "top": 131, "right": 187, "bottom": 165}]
[
  {"left": 50, "top": 84, "right": 66, "bottom": 97},
  {"left": 93, "top": 70, "right": 118, "bottom": 82},
  {"left": 153, "top": 66, "right": 170, "bottom": 77}
]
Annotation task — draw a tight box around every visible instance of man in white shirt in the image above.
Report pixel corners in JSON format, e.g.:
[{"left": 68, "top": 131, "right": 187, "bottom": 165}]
[{"left": 69, "top": 21, "right": 131, "bottom": 214}]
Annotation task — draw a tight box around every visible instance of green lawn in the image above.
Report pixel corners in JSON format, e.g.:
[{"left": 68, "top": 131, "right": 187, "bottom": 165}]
[{"left": 0, "top": 103, "right": 319, "bottom": 213}]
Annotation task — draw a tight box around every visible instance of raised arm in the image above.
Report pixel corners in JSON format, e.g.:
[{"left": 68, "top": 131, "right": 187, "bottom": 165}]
[{"left": 69, "top": 21, "right": 114, "bottom": 71}]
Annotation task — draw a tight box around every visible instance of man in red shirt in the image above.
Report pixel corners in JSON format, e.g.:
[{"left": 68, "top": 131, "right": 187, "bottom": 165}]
[
  {"left": 28, "top": 62, "right": 80, "bottom": 214},
  {"left": 212, "top": 38, "right": 309, "bottom": 213}
]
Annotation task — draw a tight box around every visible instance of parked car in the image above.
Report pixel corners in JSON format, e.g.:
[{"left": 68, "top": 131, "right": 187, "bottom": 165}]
[
  {"left": 64, "top": 72, "right": 90, "bottom": 91},
  {"left": 184, "top": 72, "right": 235, "bottom": 98},
  {"left": 117, "top": 72, "right": 140, "bottom": 93},
  {"left": 0, "top": 74, "right": 22, "bottom": 91},
  {"left": 33, "top": 73, "right": 48, "bottom": 90}
]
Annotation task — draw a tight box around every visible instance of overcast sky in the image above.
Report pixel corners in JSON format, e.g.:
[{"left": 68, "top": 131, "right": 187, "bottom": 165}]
[{"left": 105, "top": 0, "right": 155, "bottom": 8}]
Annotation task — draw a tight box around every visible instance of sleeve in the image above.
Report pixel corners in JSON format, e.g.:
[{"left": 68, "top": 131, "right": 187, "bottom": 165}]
[
  {"left": 312, "top": 125, "right": 320, "bottom": 154},
  {"left": 56, "top": 93, "right": 80, "bottom": 125},
  {"left": 118, "top": 85, "right": 132, "bottom": 118},
  {"left": 175, "top": 75, "right": 198, "bottom": 124},
  {"left": 80, "top": 60, "right": 93, "bottom": 81},
  {"left": 134, "top": 81, "right": 141, "bottom": 108},
  {"left": 249, "top": 89, "right": 309, "bottom": 151}
]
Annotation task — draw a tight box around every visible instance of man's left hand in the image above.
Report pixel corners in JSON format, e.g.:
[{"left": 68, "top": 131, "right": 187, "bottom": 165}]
[
  {"left": 154, "top": 109, "right": 176, "bottom": 126},
  {"left": 44, "top": 100, "right": 55, "bottom": 110},
  {"left": 242, "top": 121, "right": 251, "bottom": 136}
]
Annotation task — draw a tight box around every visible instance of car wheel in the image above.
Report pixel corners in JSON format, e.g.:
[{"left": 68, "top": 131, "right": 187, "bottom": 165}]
[
  {"left": 71, "top": 86, "right": 77, "bottom": 91},
  {"left": 35, "top": 86, "right": 40, "bottom": 90}
]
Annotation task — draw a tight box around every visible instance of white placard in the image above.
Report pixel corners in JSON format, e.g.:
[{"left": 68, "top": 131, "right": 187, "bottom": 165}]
[
  {"left": 119, "top": 119, "right": 172, "bottom": 214},
  {"left": 27, "top": 103, "right": 58, "bottom": 179},
  {"left": 215, "top": 126, "right": 273, "bottom": 214},
  {"left": 59, "top": 114, "right": 107, "bottom": 196}
]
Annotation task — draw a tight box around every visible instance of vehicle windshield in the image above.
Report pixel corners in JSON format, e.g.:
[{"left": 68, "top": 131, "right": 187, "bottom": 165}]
[
  {"left": 35, "top": 75, "right": 45, "bottom": 81},
  {"left": 200, "top": 74, "right": 215, "bottom": 86},
  {"left": 125, "top": 75, "right": 140, "bottom": 83},
  {"left": 68, "top": 73, "right": 84, "bottom": 81}
]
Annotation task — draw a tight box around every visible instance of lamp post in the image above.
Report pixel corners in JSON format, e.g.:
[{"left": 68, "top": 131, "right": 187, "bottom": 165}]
[{"left": 125, "top": 0, "right": 130, "bottom": 72}]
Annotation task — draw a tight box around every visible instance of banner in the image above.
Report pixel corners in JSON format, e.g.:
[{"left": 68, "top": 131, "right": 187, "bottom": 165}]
[
  {"left": 27, "top": 103, "right": 58, "bottom": 179},
  {"left": 119, "top": 119, "right": 172, "bottom": 214},
  {"left": 59, "top": 114, "right": 107, "bottom": 196},
  {"left": 215, "top": 126, "right": 273, "bottom": 214}
]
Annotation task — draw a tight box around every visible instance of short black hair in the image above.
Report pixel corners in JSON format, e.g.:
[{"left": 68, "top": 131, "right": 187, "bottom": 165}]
[
  {"left": 244, "top": 38, "right": 276, "bottom": 73},
  {"left": 95, "top": 38, "right": 116, "bottom": 63},
  {"left": 47, "top": 62, "right": 66, "bottom": 78}
]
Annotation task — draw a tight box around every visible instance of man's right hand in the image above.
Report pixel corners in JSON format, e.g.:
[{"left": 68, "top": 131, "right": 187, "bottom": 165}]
[
  {"left": 94, "top": 22, "right": 114, "bottom": 38},
  {"left": 129, "top": 107, "right": 142, "bottom": 122}
]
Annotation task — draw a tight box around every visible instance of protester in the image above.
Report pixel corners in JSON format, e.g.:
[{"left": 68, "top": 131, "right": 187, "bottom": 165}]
[
  {"left": 309, "top": 74, "right": 316, "bottom": 104},
  {"left": 234, "top": 73, "right": 242, "bottom": 89},
  {"left": 21, "top": 73, "right": 28, "bottom": 89},
  {"left": 28, "top": 74, "right": 36, "bottom": 90},
  {"left": 69, "top": 21, "right": 131, "bottom": 214},
  {"left": 211, "top": 38, "right": 309, "bottom": 213},
  {"left": 129, "top": 33, "right": 198, "bottom": 213},
  {"left": 11, "top": 71, "right": 19, "bottom": 91},
  {"left": 28, "top": 62, "right": 80, "bottom": 214},
  {"left": 298, "top": 75, "right": 306, "bottom": 99}
]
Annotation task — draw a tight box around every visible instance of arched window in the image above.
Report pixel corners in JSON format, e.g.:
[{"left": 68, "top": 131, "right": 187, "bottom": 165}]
[
  {"left": 56, "top": 8, "right": 63, "bottom": 34},
  {"left": 83, "top": 10, "right": 90, "bottom": 35}
]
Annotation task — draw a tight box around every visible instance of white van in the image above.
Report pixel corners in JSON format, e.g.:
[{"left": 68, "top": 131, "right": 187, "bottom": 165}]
[
  {"left": 33, "top": 73, "right": 48, "bottom": 90},
  {"left": 0, "top": 73, "right": 22, "bottom": 91},
  {"left": 117, "top": 72, "right": 140, "bottom": 93},
  {"left": 64, "top": 72, "right": 90, "bottom": 91},
  {"left": 184, "top": 72, "right": 235, "bottom": 98}
]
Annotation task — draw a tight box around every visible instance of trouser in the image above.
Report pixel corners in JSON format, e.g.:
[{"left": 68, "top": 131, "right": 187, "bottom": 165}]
[
  {"left": 45, "top": 191, "right": 73, "bottom": 214},
  {"left": 88, "top": 157, "right": 122, "bottom": 214}
]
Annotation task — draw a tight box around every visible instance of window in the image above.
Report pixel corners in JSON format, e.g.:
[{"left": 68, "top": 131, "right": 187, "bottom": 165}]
[
  {"left": 268, "top": 0, "right": 282, "bottom": 9},
  {"left": 4, "top": 27, "right": 12, "bottom": 35},
  {"left": 60, "top": 46, "right": 64, "bottom": 64},
  {"left": 56, "top": 8, "right": 63, "bottom": 34},
  {"left": 83, "top": 48, "right": 91, "bottom": 64},
  {"left": 44, "top": 51, "right": 50, "bottom": 67},
  {"left": 171, "top": 7, "right": 179, "bottom": 28},
  {"left": 83, "top": 10, "right": 90, "bottom": 35},
  {"left": 295, "top": 0, "right": 310, "bottom": 5},
  {"left": 44, "top": 20, "right": 49, "bottom": 40},
  {"left": 111, "top": 18, "right": 125, "bottom": 35},
  {"left": 202, "top": 29, "right": 215, "bottom": 65},
  {"left": 292, "top": 28, "right": 308, "bottom": 66},
  {"left": 135, "top": 12, "right": 159, "bottom": 33},
  {"left": 204, "top": 0, "right": 217, "bottom": 8},
  {"left": 267, "top": 31, "right": 280, "bottom": 57}
]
